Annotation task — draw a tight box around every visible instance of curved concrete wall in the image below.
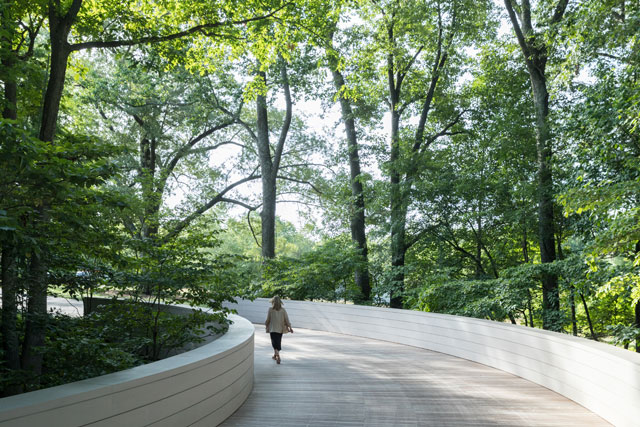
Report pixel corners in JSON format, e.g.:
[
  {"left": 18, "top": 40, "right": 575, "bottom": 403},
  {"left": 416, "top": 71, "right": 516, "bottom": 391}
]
[
  {"left": 226, "top": 298, "right": 640, "bottom": 427},
  {"left": 0, "top": 314, "right": 254, "bottom": 427}
]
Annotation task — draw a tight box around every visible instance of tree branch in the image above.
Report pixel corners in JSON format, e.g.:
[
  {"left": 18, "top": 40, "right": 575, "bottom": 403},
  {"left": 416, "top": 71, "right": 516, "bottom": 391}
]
[
  {"left": 413, "top": 3, "right": 453, "bottom": 153},
  {"left": 422, "top": 109, "right": 468, "bottom": 151},
  {"left": 161, "top": 172, "right": 261, "bottom": 242},
  {"left": 504, "top": 0, "right": 533, "bottom": 65},
  {"left": 396, "top": 46, "right": 423, "bottom": 91},
  {"left": 273, "top": 57, "right": 292, "bottom": 172},
  {"left": 171, "top": 121, "right": 234, "bottom": 162},
  {"left": 69, "top": 4, "right": 293, "bottom": 52},
  {"left": 247, "top": 209, "right": 261, "bottom": 248},
  {"left": 276, "top": 175, "right": 322, "bottom": 194},
  {"left": 218, "top": 197, "right": 258, "bottom": 211},
  {"left": 551, "top": 0, "right": 570, "bottom": 24}
]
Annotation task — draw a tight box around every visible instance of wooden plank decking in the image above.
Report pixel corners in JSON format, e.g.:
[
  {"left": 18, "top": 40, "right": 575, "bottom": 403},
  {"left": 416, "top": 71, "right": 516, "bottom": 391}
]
[{"left": 222, "top": 326, "right": 609, "bottom": 427}]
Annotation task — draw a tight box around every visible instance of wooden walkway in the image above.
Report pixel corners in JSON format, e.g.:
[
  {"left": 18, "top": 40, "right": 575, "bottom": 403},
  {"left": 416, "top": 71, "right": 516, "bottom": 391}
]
[{"left": 222, "top": 326, "right": 609, "bottom": 427}]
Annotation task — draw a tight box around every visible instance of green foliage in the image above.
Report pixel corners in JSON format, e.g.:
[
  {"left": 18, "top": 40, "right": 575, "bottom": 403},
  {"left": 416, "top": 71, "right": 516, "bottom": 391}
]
[
  {"left": 40, "top": 311, "right": 145, "bottom": 388},
  {"left": 411, "top": 277, "right": 507, "bottom": 320},
  {"left": 261, "top": 235, "right": 365, "bottom": 302}
]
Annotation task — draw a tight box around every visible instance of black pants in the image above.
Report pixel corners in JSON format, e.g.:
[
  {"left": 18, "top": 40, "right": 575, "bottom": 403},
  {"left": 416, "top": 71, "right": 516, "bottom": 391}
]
[{"left": 270, "top": 332, "right": 283, "bottom": 351}]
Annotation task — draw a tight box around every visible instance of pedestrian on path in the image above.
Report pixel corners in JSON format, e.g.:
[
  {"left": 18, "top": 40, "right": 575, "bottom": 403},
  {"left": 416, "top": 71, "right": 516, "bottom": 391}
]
[{"left": 265, "top": 296, "right": 293, "bottom": 364}]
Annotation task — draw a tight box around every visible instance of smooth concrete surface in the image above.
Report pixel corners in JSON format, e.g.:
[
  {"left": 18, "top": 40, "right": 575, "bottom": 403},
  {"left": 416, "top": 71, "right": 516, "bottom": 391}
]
[
  {"left": 223, "top": 325, "right": 609, "bottom": 426},
  {"left": 225, "top": 298, "right": 640, "bottom": 427},
  {"left": 0, "top": 314, "right": 254, "bottom": 427}
]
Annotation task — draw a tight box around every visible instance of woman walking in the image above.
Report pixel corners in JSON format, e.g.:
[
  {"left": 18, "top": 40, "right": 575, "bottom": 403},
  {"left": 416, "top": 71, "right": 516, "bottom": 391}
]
[{"left": 265, "top": 296, "right": 293, "bottom": 364}]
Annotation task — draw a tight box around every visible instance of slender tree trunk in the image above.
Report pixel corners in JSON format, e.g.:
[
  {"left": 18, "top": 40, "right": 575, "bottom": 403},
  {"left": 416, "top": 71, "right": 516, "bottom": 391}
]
[
  {"left": 389, "top": 105, "right": 406, "bottom": 309},
  {"left": 557, "top": 227, "right": 577, "bottom": 335},
  {"left": 521, "top": 220, "right": 536, "bottom": 328},
  {"left": 386, "top": 22, "right": 407, "bottom": 309},
  {"left": 140, "top": 137, "right": 160, "bottom": 239},
  {"left": 527, "top": 289, "right": 535, "bottom": 328},
  {"left": 475, "top": 211, "right": 484, "bottom": 277},
  {"left": 531, "top": 75, "right": 559, "bottom": 330},
  {"left": 330, "top": 67, "right": 371, "bottom": 301},
  {"left": 570, "top": 286, "right": 577, "bottom": 336},
  {"left": 522, "top": 221, "right": 529, "bottom": 263},
  {"left": 504, "top": 0, "right": 568, "bottom": 331},
  {"left": 579, "top": 291, "right": 598, "bottom": 341}
]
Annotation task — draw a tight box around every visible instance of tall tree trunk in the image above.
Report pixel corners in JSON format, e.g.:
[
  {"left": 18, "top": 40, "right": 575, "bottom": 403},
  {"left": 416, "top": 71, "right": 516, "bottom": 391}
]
[
  {"left": 256, "top": 70, "right": 276, "bottom": 259},
  {"left": 531, "top": 75, "right": 559, "bottom": 330},
  {"left": 255, "top": 60, "right": 291, "bottom": 259},
  {"left": 386, "top": 17, "right": 407, "bottom": 309},
  {"left": 22, "top": 1, "right": 80, "bottom": 380},
  {"left": 504, "top": 0, "right": 568, "bottom": 331},
  {"left": 330, "top": 67, "right": 371, "bottom": 301},
  {"left": 389, "top": 101, "right": 406, "bottom": 309}
]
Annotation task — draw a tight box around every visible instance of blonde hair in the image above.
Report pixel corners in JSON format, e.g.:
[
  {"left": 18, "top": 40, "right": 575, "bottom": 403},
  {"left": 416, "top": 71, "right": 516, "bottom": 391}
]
[{"left": 270, "top": 296, "right": 283, "bottom": 311}]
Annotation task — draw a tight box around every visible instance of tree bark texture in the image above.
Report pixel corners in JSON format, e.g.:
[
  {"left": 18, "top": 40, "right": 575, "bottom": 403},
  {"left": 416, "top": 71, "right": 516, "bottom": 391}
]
[
  {"left": 389, "top": 87, "right": 406, "bottom": 309},
  {"left": 330, "top": 67, "right": 371, "bottom": 301},
  {"left": 20, "top": 245, "right": 48, "bottom": 386},
  {"left": 256, "top": 70, "right": 276, "bottom": 259},
  {"left": 255, "top": 61, "right": 291, "bottom": 259},
  {"left": 531, "top": 75, "right": 559, "bottom": 329},
  {"left": 40, "top": 4, "right": 76, "bottom": 142}
]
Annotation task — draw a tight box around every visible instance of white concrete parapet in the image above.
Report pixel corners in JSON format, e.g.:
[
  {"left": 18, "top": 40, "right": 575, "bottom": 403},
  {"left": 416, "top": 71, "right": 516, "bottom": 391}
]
[
  {"left": 0, "top": 313, "right": 254, "bottom": 427},
  {"left": 226, "top": 298, "right": 640, "bottom": 427}
]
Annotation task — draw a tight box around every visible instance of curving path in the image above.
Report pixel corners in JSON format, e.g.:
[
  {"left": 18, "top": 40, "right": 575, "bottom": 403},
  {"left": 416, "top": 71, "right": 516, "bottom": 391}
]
[{"left": 223, "top": 325, "right": 609, "bottom": 427}]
